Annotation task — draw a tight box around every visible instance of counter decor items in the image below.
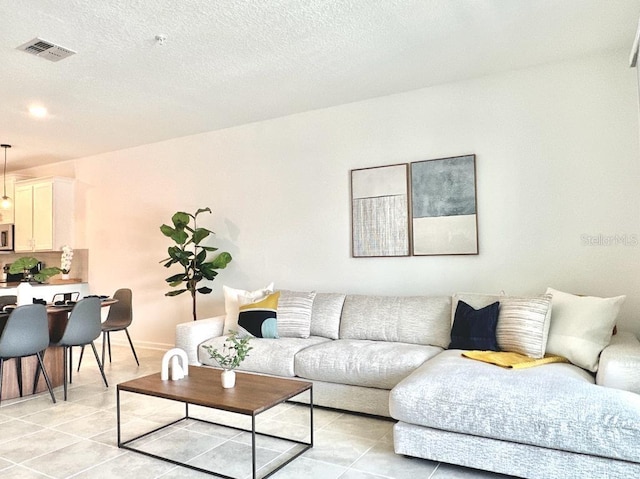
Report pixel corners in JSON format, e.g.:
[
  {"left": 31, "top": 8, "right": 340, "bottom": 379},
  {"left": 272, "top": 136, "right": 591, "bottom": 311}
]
[
  {"left": 202, "top": 331, "right": 252, "bottom": 388},
  {"left": 16, "top": 281, "right": 33, "bottom": 305},
  {"left": 9, "top": 256, "right": 61, "bottom": 283},
  {"left": 160, "top": 207, "right": 233, "bottom": 321},
  {"left": 60, "top": 245, "right": 73, "bottom": 279}
]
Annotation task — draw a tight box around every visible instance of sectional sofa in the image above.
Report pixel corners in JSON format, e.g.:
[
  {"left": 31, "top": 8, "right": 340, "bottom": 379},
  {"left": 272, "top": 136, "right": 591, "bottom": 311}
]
[{"left": 175, "top": 287, "right": 640, "bottom": 479}]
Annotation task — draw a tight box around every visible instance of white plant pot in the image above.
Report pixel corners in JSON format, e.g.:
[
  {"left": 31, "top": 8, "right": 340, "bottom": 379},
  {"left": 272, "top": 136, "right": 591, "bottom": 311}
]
[
  {"left": 61, "top": 273, "right": 70, "bottom": 280},
  {"left": 221, "top": 369, "right": 236, "bottom": 388}
]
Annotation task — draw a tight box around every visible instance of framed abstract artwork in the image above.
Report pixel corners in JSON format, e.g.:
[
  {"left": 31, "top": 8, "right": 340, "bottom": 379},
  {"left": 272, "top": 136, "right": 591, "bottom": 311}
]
[
  {"left": 410, "top": 155, "right": 478, "bottom": 255},
  {"left": 350, "top": 164, "right": 410, "bottom": 257}
]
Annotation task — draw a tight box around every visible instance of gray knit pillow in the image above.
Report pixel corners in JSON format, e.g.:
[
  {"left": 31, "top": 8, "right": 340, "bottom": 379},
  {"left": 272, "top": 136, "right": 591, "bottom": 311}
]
[
  {"left": 277, "top": 290, "right": 316, "bottom": 338},
  {"left": 496, "top": 294, "right": 553, "bottom": 359}
]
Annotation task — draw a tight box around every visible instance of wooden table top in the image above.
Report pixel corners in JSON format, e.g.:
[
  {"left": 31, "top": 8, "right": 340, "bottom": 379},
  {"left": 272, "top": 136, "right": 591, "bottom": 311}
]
[
  {"left": 0, "top": 298, "right": 118, "bottom": 341},
  {"left": 117, "top": 366, "right": 312, "bottom": 416},
  {"left": 46, "top": 297, "right": 117, "bottom": 313},
  {"left": 0, "top": 298, "right": 117, "bottom": 316}
]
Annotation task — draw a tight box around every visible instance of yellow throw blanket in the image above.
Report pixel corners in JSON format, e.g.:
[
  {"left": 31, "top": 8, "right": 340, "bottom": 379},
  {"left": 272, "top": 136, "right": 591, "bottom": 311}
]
[{"left": 462, "top": 350, "right": 569, "bottom": 369}]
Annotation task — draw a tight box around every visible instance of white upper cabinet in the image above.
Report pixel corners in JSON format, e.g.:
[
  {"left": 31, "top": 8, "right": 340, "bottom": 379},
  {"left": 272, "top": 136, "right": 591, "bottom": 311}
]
[{"left": 14, "top": 177, "right": 75, "bottom": 252}]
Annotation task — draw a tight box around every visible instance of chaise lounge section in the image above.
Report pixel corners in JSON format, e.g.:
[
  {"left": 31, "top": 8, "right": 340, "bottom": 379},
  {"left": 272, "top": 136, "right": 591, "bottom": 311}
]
[{"left": 391, "top": 339, "right": 640, "bottom": 479}]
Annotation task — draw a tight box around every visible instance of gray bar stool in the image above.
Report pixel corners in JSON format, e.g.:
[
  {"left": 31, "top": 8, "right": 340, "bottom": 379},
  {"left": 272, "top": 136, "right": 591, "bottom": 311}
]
[
  {"left": 77, "top": 288, "right": 138, "bottom": 371},
  {"left": 35, "top": 297, "right": 108, "bottom": 401},
  {"left": 0, "top": 304, "right": 56, "bottom": 405},
  {"left": 0, "top": 295, "right": 17, "bottom": 309}
]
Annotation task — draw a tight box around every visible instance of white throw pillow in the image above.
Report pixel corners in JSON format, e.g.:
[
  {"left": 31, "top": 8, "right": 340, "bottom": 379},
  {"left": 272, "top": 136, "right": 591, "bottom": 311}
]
[
  {"left": 545, "top": 287, "right": 625, "bottom": 372},
  {"left": 222, "top": 283, "right": 274, "bottom": 334}
]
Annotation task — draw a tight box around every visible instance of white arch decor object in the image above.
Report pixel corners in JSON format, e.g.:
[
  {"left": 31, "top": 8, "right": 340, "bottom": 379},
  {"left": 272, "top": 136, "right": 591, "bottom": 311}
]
[{"left": 161, "top": 348, "right": 190, "bottom": 380}]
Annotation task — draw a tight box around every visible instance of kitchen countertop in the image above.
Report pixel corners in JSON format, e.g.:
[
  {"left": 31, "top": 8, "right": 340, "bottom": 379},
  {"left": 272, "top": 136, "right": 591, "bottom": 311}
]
[
  {"left": 0, "top": 282, "right": 90, "bottom": 302},
  {"left": 0, "top": 281, "right": 86, "bottom": 288}
]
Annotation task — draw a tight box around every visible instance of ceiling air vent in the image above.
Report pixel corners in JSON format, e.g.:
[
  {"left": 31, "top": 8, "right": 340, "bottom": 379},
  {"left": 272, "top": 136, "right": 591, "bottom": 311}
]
[{"left": 16, "top": 37, "right": 76, "bottom": 62}]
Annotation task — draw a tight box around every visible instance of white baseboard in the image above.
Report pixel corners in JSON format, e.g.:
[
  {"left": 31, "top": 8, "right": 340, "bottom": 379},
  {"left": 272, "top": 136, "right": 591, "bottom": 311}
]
[{"left": 96, "top": 337, "right": 172, "bottom": 351}]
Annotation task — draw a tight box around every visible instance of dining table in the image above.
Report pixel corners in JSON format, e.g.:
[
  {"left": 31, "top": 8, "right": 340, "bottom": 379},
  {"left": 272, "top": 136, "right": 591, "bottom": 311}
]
[
  {"left": 0, "top": 297, "right": 117, "bottom": 400},
  {"left": 45, "top": 298, "right": 117, "bottom": 342}
]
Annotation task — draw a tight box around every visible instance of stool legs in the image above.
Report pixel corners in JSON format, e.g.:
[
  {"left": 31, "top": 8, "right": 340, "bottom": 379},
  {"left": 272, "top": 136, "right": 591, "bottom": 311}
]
[
  {"left": 0, "top": 358, "right": 4, "bottom": 403},
  {"left": 35, "top": 352, "right": 56, "bottom": 404},
  {"left": 124, "top": 329, "right": 139, "bottom": 366},
  {"left": 15, "top": 358, "right": 22, "bottom": 397},
  {"left": 90, "top": 342, "right": 109, "bottom": 388}
]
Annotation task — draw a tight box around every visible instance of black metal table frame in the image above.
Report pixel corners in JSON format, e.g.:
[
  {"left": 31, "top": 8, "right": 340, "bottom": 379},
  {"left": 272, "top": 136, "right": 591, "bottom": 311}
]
[{"left": 116, "top": 387, "right": 313, "bottom": 479}]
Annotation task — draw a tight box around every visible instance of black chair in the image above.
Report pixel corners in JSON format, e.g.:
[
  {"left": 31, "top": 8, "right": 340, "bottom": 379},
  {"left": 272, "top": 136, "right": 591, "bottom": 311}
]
[
  {"left": 0, "top": 304, "right": 56, "bottom": 405},
  {"left": 0, "top": 295, "right": 17, "bottom": 308},
  {"left": 36, "top": 297, "right": 108, "bottom": 401},
  {"left": 77, "top": 288, "right": 138, "bottom": 371}
]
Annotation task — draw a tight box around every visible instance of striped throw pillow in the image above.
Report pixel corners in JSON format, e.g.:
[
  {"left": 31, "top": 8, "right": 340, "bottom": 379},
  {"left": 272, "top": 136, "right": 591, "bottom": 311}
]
[
  {"left": 277, "top": 290, "right": 316, "bottom": 338},
  {"left": 496, "top": 294, "right": 553, "bottom": 359}
]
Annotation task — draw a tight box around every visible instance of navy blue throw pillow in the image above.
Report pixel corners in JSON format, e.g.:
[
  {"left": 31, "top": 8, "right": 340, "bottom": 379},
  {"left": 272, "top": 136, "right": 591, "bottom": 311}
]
[{"left": 449, "top": 300, "right": 500, "bottom": 351}]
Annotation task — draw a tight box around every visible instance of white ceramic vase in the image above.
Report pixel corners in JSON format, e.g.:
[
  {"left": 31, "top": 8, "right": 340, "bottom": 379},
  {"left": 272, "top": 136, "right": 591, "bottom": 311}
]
[
  {"left": 221, "top": 369, "right": 236, "bottom": 388},
  {"left": 16, "top": 282, "right": 33, "bottom": 306}
]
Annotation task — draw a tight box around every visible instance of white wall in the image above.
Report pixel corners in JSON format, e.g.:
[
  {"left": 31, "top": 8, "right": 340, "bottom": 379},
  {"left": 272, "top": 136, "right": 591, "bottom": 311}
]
[{"left": 21, "top": 50, "right": 640, "bottom": 348}]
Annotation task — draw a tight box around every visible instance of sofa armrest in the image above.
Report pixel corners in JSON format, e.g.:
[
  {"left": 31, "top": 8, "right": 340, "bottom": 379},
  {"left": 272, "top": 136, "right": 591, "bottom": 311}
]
[
  {"left": 175, "top": 315, "right": 225, "bottom": 365},
  {"left": 596, "top": 331, "right": 640, "bottom": 393}
]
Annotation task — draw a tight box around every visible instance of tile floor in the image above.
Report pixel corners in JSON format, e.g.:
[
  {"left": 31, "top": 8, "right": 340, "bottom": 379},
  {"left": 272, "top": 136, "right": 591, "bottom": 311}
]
[{"left": 0, "top": 345, "right": 515, "bottom": 479}]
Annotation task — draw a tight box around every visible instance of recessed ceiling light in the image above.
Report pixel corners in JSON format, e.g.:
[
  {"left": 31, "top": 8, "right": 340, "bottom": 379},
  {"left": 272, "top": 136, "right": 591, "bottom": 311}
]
[{"left": 29, "top": 106, "right": 48, "bottom": 118}]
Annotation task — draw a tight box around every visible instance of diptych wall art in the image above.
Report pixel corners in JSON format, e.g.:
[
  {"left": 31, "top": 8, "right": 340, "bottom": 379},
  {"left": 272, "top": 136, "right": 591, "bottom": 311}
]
[
  {"left": 350, "top": 155, "right": 478, "bottom": 257},
  {"left": 411, "top": 155, "right": 478, "bottom": 255},
  {"left": 350, "top": 164, "right": 410, "bottom": 257}
]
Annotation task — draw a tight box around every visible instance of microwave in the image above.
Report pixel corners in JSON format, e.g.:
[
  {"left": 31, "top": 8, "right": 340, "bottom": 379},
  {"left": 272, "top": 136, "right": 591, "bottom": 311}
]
[{"left": 0, "top": 224, "right": 14, "bottom": 251}]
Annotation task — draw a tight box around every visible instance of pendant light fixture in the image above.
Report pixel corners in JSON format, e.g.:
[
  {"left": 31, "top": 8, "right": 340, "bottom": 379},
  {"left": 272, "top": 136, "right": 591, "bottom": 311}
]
[{"left": 0, "top": 144, "right": 12, "bottom": 210}]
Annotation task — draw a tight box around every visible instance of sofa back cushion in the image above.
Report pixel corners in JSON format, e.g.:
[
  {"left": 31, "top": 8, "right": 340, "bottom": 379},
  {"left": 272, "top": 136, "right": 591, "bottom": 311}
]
[
  {"left": 310, "top": 293, "right": 346, "bottom": 339},
  {"left": 339, "top": 294, "right": 451, "bottom": 347}
]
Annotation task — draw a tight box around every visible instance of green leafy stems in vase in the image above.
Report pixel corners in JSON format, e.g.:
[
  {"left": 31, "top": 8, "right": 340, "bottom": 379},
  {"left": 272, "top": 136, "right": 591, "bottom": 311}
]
[{"left": 203, "top": 331, "right": 252, "bottom": 371}]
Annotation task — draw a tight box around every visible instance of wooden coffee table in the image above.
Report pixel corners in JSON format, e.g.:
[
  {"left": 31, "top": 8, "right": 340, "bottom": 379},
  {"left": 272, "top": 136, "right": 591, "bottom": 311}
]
[{"left": 117, "top": 366, "right": 313, "bottom": 479}]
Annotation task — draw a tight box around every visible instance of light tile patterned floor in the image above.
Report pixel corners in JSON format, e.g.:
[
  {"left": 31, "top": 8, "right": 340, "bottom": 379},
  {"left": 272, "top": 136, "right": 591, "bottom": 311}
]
[{"left": 0, "top": 345, "right": 516, "bottom": 478}]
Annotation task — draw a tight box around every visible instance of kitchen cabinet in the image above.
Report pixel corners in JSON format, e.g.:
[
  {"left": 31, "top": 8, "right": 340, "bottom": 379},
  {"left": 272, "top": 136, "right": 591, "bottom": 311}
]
[{"left": 14, "top": 177, "right": 75, "bottom": 252}]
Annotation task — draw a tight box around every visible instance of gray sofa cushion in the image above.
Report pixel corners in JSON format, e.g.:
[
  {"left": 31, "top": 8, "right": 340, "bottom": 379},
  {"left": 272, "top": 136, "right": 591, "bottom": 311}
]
[
  {"left": 295, "top": 339, "right": 442, "bottom": 389},
  {"left": 310, "top": 293, "right": 345, "bottom": 339},
  {"left": 390, "top": 349, "right": 640, "bottom": 463},
  {"left": 199, "top": 335, "right": 329, "bottom": 377},
  {"left": 339, "top": 295, "right": 451, "bottom": 348}
]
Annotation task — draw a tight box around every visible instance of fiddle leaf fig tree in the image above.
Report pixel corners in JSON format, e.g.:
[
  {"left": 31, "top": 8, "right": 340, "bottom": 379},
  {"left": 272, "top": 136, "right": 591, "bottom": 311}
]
[{"left": 160, "top": 207, "right": 232, "bottom": 321}]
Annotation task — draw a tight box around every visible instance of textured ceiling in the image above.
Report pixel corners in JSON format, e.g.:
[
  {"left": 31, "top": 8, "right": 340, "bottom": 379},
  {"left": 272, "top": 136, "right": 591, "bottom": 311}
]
[{"left": 1, "top": 0, "right": 639, "bottom": 170}]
